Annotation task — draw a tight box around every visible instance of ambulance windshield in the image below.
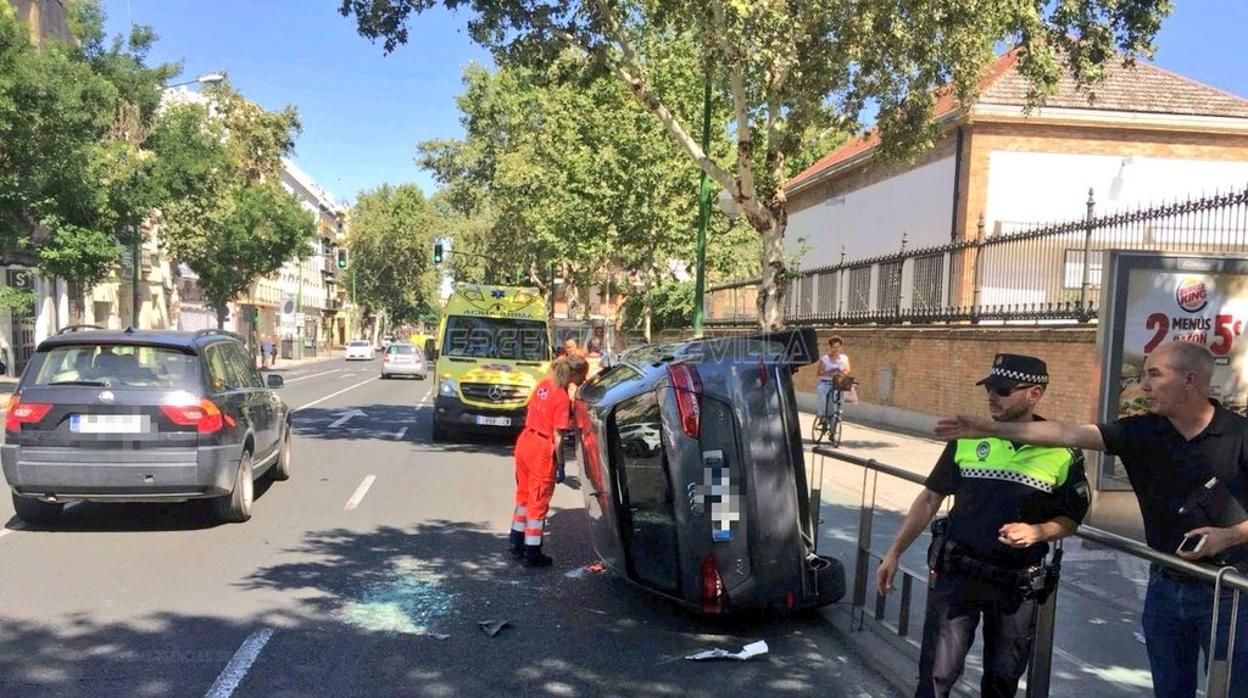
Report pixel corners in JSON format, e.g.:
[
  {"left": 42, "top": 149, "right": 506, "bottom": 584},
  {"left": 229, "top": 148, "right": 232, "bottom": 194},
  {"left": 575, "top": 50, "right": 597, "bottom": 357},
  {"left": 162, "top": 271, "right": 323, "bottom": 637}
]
[{"left": 442, "top": 317, "right": 550, "bottom": 362}]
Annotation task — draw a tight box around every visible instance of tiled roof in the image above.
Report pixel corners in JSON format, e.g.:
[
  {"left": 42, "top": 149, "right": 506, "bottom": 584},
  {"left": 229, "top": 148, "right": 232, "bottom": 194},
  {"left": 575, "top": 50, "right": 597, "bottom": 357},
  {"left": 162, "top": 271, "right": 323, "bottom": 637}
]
[{"left": 787, "top": 50, "right": 1248, "bottom": 191}]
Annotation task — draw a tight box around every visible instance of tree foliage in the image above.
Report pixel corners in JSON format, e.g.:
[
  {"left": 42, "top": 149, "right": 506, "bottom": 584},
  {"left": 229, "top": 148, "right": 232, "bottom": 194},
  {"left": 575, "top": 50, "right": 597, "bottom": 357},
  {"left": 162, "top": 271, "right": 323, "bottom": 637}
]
[
  {"left": 418, "top": 45, "right": 757, "bottom": 324},
  {"left": 343, "top": 0, "right": 1171, "bottom": 328},
  {"left": 153, "top": 82, "right": 315, "bottom": 325},
  {"left": 0, "top": 0, "right": 178, "bottom": 288},
  {"left": 346, "top": 183, "right": 441, "bottom": 326}
]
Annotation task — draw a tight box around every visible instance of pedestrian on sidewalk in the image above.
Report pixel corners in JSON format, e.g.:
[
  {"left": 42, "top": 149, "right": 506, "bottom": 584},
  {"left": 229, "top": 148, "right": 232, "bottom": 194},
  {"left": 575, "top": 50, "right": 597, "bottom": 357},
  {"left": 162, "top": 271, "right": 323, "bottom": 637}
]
[
  {"left": 509, "top": 354, "right": 589, "bottom": 568},
  {"left": 936, "top": 342, "right": 1248, "bottom": 698},
  {"left": 815, "top": 336, "right": 851, "bottom": 417},
  {"left": 260, "top": 336, "right": 274, "bottom": 369},
  {"left": 880, "top": 353, "right": 1089, "bottom": 698}
]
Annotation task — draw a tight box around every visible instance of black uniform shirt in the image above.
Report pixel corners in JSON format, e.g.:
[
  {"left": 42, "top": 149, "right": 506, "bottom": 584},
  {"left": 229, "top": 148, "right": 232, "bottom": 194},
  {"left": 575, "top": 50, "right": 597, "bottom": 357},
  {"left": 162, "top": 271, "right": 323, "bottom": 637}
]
[
  {"left": 926, "top": 418, "right": 1091, "bottom": 569},
  {"left": 1098, "top": 400, "right": 1248, "bottom": 564}
]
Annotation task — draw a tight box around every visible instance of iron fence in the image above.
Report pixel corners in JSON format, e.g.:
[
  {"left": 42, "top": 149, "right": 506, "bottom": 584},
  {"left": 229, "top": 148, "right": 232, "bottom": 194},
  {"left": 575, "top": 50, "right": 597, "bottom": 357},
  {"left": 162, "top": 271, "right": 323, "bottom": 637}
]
[{"left": 706, "top": 186, "right": 1248, "bottom": 326}]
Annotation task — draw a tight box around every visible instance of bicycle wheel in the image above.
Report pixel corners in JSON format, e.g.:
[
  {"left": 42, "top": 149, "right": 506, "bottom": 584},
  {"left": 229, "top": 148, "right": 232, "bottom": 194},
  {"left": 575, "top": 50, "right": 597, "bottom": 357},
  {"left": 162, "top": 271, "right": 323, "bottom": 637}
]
[
  {"left": 831, "top": 414, "right": 844, "bottom": 448},
  {"left": 812, "top": 415, "right": 827, "bottom": 444}
]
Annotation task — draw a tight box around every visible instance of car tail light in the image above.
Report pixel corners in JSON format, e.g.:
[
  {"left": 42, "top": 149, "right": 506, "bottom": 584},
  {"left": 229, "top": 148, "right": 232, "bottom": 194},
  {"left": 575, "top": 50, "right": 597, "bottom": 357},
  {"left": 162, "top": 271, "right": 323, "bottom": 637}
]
[
  {"left": 383, "top": 353, "right": 391, "bottom": 363},
  {"left": 5, "top": 396, "right": 52, "bottom": 431},
  {"left": 668, "top": 363, "right": 702, "bottom": 438},
  {"left": 785, "top": 589, "right": 796, "bottom": 610},
  {"left": 757, "top": 358, "right": 768, "bottom": 385},
  {"left": 160, "top": 399, "right": 224, "bottom": 433},
  {"left": 700, "top": 555, "right": 729, "bottom": 614}
]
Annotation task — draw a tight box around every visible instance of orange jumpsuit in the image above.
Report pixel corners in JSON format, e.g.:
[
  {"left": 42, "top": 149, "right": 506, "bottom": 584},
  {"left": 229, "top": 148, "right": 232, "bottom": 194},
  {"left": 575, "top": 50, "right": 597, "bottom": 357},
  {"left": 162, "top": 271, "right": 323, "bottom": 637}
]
[{"left": 511, "top": 377, "right": 571, "bottom": 548}]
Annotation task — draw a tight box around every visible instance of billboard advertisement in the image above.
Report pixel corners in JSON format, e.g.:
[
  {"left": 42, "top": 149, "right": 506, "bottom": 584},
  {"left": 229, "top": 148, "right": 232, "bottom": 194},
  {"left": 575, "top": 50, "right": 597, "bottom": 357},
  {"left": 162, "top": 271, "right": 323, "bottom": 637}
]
[{"left": 1096, "top": 252, "right": 1248, "bottom": 489}]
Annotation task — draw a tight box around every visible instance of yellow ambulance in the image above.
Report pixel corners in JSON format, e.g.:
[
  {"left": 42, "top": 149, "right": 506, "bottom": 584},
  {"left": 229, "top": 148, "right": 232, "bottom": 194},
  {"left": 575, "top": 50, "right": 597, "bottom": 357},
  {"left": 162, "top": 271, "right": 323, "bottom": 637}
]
[{"left": 431, "top": 284, "right": 550, "bottom": 441}]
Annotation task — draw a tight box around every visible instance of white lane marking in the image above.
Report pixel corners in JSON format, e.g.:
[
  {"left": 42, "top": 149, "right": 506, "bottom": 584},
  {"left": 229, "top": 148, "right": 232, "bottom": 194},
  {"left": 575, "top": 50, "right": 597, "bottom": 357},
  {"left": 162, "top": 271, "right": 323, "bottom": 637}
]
[
  {"left": 203, "top": 627, "right": 275, "bottom": 698},
  {"left": 344, "top": 475, "right": 377, "bottom": 511},
  {"left": 293, "top": 377, "right": 377, "bottom": 412},
  {"left": 394, "top": 427, "right": 407, "bottom": 440},
  {"left": 419, "top": 384, "right": 434, "bottom": 405},
  {"left": 282, "top": 368, "right": 340, "bottom": 384},
  {"left": 328, "top": 409, "right": 367, "bottom": 429},
  {"left": 0, "top": 522, "right": 27, "bottom": 540},
  {"left": 341, "top": 373, "right": 356, "bottom": 379}
]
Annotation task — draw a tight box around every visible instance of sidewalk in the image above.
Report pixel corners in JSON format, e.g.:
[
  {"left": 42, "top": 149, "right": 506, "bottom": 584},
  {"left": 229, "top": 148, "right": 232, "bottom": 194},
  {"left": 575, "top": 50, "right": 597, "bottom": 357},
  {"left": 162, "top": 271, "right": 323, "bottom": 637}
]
[
  {"left": 799, "top": 401, "right": 1155, "bottom": 697},
  {"left": 259, "top": 349, "right": 344, "bottom": 372}
]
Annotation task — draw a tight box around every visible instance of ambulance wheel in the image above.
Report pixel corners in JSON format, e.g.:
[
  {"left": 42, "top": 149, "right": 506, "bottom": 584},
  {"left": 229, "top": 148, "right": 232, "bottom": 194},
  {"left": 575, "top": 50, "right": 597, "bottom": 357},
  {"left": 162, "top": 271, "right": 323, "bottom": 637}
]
[{"left": 432, "top": 421, "right": 448, "bottom": 442}]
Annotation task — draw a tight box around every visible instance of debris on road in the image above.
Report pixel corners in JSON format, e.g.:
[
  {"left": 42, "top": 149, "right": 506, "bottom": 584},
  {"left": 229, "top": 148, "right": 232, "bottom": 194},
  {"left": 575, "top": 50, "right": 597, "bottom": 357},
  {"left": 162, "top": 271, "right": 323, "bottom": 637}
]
[
  {"left": 426, "top": 632, "right": 451, "bottom": 641},
  {"left": 337, "top": 558, "right": 454, "bottom": 635},
  {"left": 685, "top": 640, "right": 769, "bottom": 662},
  {"left": 479, "top": 619, "right": 512, "bottom": 637},
  {"left": 565, "top": 561, "right": 607, "bottom": 578}
]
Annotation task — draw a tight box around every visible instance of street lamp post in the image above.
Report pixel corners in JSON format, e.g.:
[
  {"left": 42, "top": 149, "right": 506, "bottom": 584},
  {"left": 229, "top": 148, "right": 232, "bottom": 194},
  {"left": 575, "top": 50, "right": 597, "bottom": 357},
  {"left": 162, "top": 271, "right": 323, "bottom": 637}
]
[{"left": 692, "top": 76, "right": 713, "bottom": 337}]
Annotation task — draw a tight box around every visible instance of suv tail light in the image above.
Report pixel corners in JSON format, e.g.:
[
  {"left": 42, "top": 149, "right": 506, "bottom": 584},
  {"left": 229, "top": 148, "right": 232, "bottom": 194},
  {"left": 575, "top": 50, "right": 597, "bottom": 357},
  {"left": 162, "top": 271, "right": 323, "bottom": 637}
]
[
  {"left": 383, "top": 352, "right": 391, "bottom": 363},
  {"left": 5, "top": 396, "right": 52, "bottom": 431},
  {"left": 160, "top": 399, "right": 224, "bottom": 433},
  {"left": 700, "top": 555, "right": 729, "bottom": 614},
  {"left": 668, "top": 363, "right": 702, "bottom": 438}
]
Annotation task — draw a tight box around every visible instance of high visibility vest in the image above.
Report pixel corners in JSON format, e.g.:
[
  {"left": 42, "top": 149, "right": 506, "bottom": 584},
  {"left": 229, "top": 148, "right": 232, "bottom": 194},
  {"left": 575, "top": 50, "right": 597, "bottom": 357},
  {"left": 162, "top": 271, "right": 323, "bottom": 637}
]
[{"left": 953, "top": 437, "right": 1076, "bottom": 494}]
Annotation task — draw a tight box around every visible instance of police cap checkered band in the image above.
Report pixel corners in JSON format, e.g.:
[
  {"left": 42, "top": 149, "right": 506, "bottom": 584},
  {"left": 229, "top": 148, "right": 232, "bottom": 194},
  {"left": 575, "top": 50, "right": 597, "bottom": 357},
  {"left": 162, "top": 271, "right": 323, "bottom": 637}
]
[{"left": 975, "top": 353, "right": 1049, "bottom": 387}]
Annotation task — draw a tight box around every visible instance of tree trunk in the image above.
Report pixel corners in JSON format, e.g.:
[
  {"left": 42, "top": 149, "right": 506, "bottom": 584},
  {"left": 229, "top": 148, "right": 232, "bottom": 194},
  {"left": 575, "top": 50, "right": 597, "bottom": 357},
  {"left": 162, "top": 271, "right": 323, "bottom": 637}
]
[
  {"left": 756, "top": 213, "right": 787, "bottom": 331},
  {"left": 215, "top": 305, "right": 227, "bottom": 329}
]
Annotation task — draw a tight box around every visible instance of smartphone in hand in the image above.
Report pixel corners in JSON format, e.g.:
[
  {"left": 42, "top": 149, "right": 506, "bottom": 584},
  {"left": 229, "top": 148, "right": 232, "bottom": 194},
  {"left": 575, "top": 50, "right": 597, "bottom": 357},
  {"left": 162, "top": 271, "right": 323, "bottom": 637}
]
[{"left": 1177, "top": 533, "right": 1208, "bottom": 555}]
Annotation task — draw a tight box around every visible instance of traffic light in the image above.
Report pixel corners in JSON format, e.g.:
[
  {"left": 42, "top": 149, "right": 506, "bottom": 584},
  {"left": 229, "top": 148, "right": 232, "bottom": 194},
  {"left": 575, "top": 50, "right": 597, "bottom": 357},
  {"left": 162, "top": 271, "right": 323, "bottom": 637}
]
[
  {"left": 433, "top": 241, "right": 444, "bottom": 264},
  {"left": 336, "top": 248, "right": 348, "bottom": 269}
]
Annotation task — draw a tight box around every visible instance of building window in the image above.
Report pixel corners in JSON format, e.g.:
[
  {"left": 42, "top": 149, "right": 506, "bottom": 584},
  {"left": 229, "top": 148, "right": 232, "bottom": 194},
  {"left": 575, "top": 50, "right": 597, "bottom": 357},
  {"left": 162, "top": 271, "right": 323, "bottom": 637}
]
[
  {"left": 848, "top": 267, "right": 871, "bottom": 312},
  {"left": 912, "top": 255, "right": 944, "bottom": 309}
]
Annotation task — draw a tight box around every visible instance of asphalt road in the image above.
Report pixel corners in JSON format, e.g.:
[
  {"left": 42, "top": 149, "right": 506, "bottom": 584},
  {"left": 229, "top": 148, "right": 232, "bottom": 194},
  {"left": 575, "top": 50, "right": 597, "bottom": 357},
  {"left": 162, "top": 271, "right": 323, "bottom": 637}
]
[{"left": 0, "top": 359, "right": 898, "bottom": 698}]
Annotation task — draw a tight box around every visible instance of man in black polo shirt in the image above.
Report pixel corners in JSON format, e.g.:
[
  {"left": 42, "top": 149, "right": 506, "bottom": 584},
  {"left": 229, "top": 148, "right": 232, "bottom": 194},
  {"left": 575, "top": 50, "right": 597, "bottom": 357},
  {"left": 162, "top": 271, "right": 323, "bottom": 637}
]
[
  {"left": 879, "top": 354, "right": 1089, "bottom": 698},
  {"left": 936, "top": 341, "right": 1248, "bottom": 698}
]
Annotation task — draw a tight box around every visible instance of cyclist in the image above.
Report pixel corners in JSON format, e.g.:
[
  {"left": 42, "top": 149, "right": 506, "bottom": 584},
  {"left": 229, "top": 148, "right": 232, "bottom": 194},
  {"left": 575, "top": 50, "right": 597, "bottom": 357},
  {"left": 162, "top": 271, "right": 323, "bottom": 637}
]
[{"left": 816, "top": 336, "right": 851, "bottom": 418}]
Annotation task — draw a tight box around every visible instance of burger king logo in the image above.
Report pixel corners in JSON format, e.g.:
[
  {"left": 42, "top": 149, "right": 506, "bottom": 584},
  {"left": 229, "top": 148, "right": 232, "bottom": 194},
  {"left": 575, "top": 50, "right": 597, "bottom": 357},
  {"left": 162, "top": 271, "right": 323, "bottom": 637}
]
[{"left": 1175, "top": 277, "right": 1209, "bottom": 313}]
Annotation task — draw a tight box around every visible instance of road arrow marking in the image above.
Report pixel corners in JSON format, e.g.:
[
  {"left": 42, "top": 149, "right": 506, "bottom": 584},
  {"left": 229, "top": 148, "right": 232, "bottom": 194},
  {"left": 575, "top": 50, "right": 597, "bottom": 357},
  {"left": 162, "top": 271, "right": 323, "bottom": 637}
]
[
  {"left": 345, "top": 475, "right": 377, "bottom": 511},
  {"left": 328, "top": 408, "right": 367, "bottom": 429},
  {"left": 395, "top": 427, "right": 407, "bottom": 440}
]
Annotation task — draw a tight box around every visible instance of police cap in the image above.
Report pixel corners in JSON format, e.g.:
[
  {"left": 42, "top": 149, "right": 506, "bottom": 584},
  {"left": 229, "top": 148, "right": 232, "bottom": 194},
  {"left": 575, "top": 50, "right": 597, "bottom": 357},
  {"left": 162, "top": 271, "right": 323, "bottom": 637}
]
[{"left": 976, "top": 353, "right": 1049, "bottom": 389}]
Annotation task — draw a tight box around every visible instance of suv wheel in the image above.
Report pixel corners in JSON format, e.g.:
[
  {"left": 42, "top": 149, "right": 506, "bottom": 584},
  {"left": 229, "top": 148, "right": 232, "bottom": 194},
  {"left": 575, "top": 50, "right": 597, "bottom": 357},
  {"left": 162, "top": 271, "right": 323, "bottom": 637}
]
[
  {"left": 213, "top": 451, "right": 254, "bottom": 523},
  {"left": 269, "top": 427, "right": 292, "bottom": 481},
  {"left": 11, "top": 493, "right": 62, "bottom": 525}
]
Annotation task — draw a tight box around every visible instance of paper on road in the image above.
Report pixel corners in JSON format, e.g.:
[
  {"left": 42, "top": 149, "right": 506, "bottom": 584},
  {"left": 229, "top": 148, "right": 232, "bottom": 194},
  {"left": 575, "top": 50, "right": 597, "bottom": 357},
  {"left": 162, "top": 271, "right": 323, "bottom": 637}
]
[{"left": 685, "top": 640, "right": 769, "bottom": 661}]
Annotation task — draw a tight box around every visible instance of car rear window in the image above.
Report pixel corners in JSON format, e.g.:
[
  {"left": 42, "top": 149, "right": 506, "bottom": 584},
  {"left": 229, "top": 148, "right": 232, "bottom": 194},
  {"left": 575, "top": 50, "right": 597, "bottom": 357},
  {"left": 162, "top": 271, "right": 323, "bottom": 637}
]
[
  {"left": 29, "top": 344, "right": 201, "bottom": 391},
  {"left": 349, "top": 340, "right": 370, "bottom": 347},
  {"left": 388, "top": 345, "right": 416, "bottom": 355}
]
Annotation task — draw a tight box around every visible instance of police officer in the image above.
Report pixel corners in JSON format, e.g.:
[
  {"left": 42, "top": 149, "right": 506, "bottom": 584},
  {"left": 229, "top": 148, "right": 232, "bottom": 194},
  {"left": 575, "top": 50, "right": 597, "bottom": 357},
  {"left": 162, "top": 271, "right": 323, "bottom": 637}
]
[
  {"left": 508, "top": 355, "right": 590, "bottom": 567},
  {"left": 877, "top": 354, "right": 1090, "bottom": 698}
]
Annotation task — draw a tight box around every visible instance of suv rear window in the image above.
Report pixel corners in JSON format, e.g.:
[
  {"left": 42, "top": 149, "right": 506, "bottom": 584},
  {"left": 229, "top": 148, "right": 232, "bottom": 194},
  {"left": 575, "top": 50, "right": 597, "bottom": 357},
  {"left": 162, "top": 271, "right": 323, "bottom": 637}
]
[
  {"left": 387, "top": 345, "right": 416, "bottom": 354},
  {"left": 29, "top": 344, "right": 201, "bottom": 391}
]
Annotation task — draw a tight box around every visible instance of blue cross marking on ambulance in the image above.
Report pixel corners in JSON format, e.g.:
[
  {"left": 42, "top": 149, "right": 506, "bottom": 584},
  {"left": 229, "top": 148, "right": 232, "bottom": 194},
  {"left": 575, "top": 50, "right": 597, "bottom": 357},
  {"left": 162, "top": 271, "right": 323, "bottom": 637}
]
[{"left": 491, "top": 289, "right": 506, "bottom": 299}]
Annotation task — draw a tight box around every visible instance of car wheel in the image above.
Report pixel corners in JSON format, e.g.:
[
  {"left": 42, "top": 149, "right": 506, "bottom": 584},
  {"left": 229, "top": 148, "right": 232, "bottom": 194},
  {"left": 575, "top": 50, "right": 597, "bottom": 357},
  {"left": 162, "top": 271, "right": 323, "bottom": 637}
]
[
  {"left": 269, "top": 427, "right": 292, "bottom": 481},
  {"left": 11, "top": 493, "right": 62, "bottom": 525},
  {"left": 213, "top": 450, "right": 254, "bottom": 523}
]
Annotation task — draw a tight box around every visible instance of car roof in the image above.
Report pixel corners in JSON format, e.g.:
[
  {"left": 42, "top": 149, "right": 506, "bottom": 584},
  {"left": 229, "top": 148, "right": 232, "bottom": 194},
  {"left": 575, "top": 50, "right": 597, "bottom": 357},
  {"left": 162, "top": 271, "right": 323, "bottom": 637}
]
[{"left": 37, "top": 328, "right": 240, "bottom": 352}]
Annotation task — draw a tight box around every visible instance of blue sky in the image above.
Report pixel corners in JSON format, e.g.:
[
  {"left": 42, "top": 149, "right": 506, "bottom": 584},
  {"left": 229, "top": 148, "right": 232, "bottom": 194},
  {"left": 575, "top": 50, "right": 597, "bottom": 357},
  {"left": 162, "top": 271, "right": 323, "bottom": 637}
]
[{"left": 104, "top": 1, "right": 1248, "bottom": 207}]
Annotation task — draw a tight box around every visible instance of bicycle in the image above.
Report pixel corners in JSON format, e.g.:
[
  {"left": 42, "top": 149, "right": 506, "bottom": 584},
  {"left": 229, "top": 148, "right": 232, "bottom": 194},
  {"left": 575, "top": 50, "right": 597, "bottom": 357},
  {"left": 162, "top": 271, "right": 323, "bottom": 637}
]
[{"left": 812, "top": 377, "right": 852, "bottom": 447}]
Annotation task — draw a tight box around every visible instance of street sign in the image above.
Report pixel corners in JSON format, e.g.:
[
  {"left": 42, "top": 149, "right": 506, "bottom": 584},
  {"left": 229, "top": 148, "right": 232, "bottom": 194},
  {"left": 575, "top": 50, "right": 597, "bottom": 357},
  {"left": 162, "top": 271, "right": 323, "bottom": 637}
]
[{"left": 5, "top": 268, "right": 33, "bottom": 291}]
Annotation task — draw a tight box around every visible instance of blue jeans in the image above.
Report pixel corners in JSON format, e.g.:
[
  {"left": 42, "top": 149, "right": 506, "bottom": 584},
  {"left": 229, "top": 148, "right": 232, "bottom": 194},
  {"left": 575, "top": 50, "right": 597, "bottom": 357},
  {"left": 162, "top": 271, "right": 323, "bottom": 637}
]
[
  {"left": 816, "top": 381, "right": 839, "bottom": 417},
  {"left": 1142, "top": 566, "right": 1248, "bottom": 698}
]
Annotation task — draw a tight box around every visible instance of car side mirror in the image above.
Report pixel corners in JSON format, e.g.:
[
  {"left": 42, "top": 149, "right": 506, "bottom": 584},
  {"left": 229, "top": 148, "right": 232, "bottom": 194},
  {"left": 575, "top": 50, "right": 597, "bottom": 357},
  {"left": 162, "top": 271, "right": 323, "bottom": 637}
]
[{"left": 266, "top": 374, "right": 285, "bottom": 389}]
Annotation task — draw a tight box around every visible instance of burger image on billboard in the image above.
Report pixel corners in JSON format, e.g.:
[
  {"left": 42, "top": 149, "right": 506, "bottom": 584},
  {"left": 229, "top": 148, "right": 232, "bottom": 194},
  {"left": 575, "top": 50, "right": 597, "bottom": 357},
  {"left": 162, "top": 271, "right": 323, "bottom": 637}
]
[{"left": 1176, "top": 277, "right": 1209, "bottom": 313}]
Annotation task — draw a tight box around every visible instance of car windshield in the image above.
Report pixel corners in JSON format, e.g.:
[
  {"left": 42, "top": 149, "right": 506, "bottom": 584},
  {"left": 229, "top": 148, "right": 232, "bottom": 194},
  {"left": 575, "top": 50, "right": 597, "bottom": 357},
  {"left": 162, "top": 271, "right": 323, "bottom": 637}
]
[
  {"left": 442, "top": 316, "right": 549, "bottom": 361},
  {"left": 29, "top": 344, "right": 201, "bottom": 390}
]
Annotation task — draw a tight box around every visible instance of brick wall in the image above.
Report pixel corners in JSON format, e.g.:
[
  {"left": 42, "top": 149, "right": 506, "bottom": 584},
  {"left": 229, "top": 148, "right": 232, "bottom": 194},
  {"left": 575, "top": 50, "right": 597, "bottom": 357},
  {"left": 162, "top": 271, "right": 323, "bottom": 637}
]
[{"left": 793, "top": 325, "right": 1100, "bottom": 423}]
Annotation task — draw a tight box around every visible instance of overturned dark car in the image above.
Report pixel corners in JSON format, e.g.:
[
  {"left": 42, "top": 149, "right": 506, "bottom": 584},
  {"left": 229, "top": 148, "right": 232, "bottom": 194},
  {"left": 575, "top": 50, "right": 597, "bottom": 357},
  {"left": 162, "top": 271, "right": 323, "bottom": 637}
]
[{"left": 570, "top": 329, "right": 845, "bottom": 615}]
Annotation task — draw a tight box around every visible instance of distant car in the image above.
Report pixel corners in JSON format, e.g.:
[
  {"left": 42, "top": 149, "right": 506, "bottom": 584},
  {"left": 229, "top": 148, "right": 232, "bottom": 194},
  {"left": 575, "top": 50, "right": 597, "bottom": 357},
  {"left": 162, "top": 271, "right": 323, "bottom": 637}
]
[
  {"left": 1, "top": 328, "right": 291, "bottom": 525},
  {"left": 571, "top": 328, "right": 845, "bottom": 615},
  {"left": 380, "top": 343, "right": 427, "bottom": 380},
  {"left": 345, "top": 340, "right": 375, "bottom": 361}
]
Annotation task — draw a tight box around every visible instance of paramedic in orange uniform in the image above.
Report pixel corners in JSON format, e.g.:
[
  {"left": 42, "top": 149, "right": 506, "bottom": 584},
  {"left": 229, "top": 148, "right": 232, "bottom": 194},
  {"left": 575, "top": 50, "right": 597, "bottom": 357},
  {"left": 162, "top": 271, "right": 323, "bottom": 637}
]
[{"left": 509, "top": 355, "right": 590, "bottom": 567}]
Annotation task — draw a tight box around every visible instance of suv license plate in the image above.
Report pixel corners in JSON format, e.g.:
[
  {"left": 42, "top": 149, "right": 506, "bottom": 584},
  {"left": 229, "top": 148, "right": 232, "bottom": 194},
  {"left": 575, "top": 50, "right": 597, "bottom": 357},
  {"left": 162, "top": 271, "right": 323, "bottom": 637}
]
[
  {"left": 71, "top": 414, "right": 146, "bottom": 434},
  {"left": 476, "top": 416, "right": 511, "bottom": 427}
]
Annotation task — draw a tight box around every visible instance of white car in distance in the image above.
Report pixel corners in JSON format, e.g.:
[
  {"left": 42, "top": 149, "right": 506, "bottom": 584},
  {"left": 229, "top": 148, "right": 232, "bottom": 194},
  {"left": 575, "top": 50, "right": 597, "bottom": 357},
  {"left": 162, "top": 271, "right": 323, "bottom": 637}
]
[{"left": 345, "top": 340, "right": 375, "bottom": 361}]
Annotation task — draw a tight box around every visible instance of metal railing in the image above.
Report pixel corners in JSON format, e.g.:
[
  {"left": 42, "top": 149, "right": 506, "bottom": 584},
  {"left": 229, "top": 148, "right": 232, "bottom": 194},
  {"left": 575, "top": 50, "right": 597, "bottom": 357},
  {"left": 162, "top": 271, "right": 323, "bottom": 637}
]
[
  {"left": 812, "top": 444, "right": 1248, "bottom": 698},
  {"left": 707, "top": 186, "right": 1248, "bottom": 326}
]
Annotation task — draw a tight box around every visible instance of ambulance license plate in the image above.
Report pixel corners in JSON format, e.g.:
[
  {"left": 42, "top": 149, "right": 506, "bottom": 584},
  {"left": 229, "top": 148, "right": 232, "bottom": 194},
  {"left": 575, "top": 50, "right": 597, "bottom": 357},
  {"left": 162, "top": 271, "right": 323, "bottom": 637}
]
[{"left": 476, "top": 416, "right": 511, "bottom": 427}]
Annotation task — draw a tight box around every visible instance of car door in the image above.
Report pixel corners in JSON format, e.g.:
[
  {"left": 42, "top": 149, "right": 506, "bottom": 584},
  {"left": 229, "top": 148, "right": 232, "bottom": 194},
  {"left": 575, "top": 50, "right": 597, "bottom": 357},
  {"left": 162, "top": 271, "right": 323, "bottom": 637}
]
[{"left": 223, "top": 342, "right": 277, "bottom": 460}]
